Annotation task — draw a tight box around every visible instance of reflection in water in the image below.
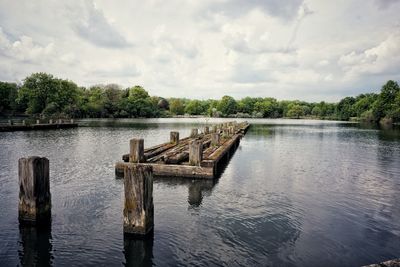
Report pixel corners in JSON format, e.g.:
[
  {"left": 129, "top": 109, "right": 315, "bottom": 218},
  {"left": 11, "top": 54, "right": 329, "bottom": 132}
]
[
  {"left": 154, "top": 177, "right": 217, "bottom": 208},
  {"left": 123, "top": 232, "right": 154, "bottom": 267},
  {"left": 188, "top": 179, "right": 217, "bottom": 207},
  {"left": 18, "top": 224, "right": 53, "bottom": 267}
]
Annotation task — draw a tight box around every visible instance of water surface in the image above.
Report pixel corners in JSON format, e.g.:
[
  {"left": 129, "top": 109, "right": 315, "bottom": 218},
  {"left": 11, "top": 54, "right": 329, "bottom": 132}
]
[{"left": 0, "top": 118, "right": 399, "bottom": 266}]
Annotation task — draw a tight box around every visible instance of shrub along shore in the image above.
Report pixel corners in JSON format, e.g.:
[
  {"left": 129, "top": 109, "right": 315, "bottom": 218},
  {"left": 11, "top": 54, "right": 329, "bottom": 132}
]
[{"left": 0, "top": 73, "right": 399, "bottom": 125}]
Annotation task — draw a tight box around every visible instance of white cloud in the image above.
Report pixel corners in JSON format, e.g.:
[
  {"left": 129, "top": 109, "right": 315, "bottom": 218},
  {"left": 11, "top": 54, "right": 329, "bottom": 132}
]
[{"left": 0, "top": 0, "right": 399, "bottom": 101}]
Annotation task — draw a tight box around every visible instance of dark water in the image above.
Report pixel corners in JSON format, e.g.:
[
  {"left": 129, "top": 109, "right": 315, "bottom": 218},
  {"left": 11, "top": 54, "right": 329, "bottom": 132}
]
[{"left": 0, "top": 118, "right": 399, "bottom": 266}]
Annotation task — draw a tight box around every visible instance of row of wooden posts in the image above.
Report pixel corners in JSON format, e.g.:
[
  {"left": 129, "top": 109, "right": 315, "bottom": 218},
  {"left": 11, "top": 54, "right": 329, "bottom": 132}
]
[
  {"left": 19, "top": 121, "right": 247, "bottom": 236},
  {"left": 17, "top": 156, "right": 152, "bottom": 235},
  {"left": 7, "top": 118, "right": 74, "bottom": 126}
]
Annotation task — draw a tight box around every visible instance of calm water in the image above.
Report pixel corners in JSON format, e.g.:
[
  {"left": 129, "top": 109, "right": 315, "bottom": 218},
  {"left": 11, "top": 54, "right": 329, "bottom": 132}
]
[{"left": 0, "top": 118, "right": 399, "bottom": 266}]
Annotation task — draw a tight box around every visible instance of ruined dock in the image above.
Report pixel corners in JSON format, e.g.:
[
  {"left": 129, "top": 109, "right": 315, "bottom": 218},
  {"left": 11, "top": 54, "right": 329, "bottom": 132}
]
[
  {"left": 115, "top": 121, "right": 250, "bottom": 179},
  {"left": 0, "top": 119, "right": 78, "bottom": 132}
]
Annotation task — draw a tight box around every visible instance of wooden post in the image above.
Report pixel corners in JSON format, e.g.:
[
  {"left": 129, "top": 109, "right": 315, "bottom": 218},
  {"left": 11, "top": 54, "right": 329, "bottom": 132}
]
[
  {"left": 204, "top": 126, "right": 209, "bottom": 134},
  {"left": 189, "top": 140, "right": 203, "bottom": 166},
  {"left": 211, "top": 133, "right": 220, "bottom": 146},
  {"left": 124, "top": 164, "right": 154, "bottom": 235},
  {"left": 22, "top": 120, "right": 26, "bottom": 126},
  {"left": 36, "top": 120, "right": 40, "bottom": 125},
  {"left": 190, "top": 128, "right": 198, "bottom": 138},
  {"left": 170, "top": 131, "right": 179, "bottom": 144},
  {"left": 49, "top": 119, "right": 53, "bottom": 124},
  {"left": 18, "top": 157, "right": 51, "bottom": 224},
  {"left": 130, "top": 139, "right": 145, "bottom": 163}
]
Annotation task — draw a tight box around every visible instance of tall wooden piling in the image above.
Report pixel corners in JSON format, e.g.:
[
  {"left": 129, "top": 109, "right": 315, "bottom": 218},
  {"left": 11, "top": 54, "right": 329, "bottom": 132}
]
[
  {"left": 190, "top": 128, "right": 198, "bottom": 138},
  {"left": 130, "top": 139, "right": 145, "bottom": 163},
  {"left": 124, "top": 164, "right": 154, "bottom": 235},
  {"left": 18, "top": 157, "right": 51, "bottom": 224},
  {"left": 170, "top": 131, "right": 179, "bottom": 144},
  {"left": 189, "top": 140, "right": 203, "bottom": 166},
  {"left": 211, "top": 133, "right": 220, "bottom": 146}
]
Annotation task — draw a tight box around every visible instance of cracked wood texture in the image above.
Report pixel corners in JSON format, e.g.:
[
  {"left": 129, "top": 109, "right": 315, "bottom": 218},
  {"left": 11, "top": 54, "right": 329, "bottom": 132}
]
[
  {"left": 18, "top": 156, "right": 51, "bottom": 224},
  {"left": 123, "top": 164, "right": 154, "bottom": 235}
]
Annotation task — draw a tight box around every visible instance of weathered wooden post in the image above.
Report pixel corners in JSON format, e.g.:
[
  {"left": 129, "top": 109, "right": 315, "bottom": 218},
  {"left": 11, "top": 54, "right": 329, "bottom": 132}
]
[
  {"left": 190, "top": 128, "right": 198, "bottom": 138},
  {"left": 124, "top": 164, "right": 154, "bottom": 235},
  {"left": 170, "top": 131, "right": 179, "bottom": 144},
  {"left": 130, "top": 139, "right": 145, "bottom": 163},
  {"left": 49, "top": 119, "right": 53, "bottom": 124},
  {"left": 211, "top": 133, "right": 220, "bottom": 146},
  {"left": 204, "top": 126, "right": 209, "bottom": 134},
  {"left": 18, "top": 157, "right": 51, "bottom": 224},
  {"left": 36, "top": 120, "right": 40, "bottom": 125},
  {"left": 189, "top": 140, "right": 203, "bottom": 166}
]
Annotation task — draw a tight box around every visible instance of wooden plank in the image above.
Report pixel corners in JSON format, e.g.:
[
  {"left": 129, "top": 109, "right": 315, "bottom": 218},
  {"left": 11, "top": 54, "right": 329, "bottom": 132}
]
[{"left": 117, "top": 162, "right": 214, "bottom": 179}]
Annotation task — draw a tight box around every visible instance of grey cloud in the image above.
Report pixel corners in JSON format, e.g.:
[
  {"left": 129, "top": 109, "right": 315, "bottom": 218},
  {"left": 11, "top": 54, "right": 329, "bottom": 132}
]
[
  {"left": 71, "top": 0, "right": 130, "bottom": 48},
  {"left": 205, "top": 0, "right": 304, "bottom": 20},
  {"left": 374, "top": 0, "right": 400, "bottom": 9}
]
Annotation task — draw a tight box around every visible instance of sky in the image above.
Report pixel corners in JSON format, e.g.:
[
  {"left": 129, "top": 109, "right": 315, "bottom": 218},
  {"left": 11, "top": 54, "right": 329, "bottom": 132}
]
[{"left": 0, "top": 0, "right": 399, "bottom": 101}]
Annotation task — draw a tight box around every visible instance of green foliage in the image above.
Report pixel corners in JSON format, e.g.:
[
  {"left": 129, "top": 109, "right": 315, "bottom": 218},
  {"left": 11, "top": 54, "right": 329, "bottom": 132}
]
[
  {"left": 286, "top": 104, "right": 304, "bottom": 119},
  {"left": 184, "top": 100, "right": 204, "bottom": 115},
  {"left": 217, "top": 95, "right": 237, "bottom": 116},
  {"left": 169, "top": 98, "right": 185, "bottom": 115},
  {"left": 1, "top": 72, "right": 399, "bottom": 124},
  {"left": 0, "top": 82, "right": 18, "bottom": 114}
]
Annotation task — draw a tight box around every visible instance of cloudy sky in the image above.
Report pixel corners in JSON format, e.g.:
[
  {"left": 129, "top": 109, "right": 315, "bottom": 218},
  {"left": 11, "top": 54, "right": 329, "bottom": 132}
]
[{"left": 0, "top": 0, "right": 399, "bottom": 101}]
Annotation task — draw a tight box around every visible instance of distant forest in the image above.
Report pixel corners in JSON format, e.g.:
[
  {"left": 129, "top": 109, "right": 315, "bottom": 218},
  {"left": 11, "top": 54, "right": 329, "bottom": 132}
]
[{"left": 0, "top": 72, "right": 399, "bottom": 124}]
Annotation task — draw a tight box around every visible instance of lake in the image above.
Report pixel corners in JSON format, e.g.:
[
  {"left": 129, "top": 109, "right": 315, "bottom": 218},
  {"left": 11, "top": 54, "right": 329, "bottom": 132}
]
[{"left": 0, "top": 118, "right": 399, "bottom": 266}]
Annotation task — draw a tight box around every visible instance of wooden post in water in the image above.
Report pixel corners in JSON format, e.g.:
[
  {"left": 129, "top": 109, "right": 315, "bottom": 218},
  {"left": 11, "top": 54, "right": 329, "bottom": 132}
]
[
  {"left": 170, "top": 131, "right": 179, "bottom": 144},
  {"left": 204, "top": 126, "right": 209, "bottom": 134},
  {"left": 190, "top": 128, "right": 198, "bottom": 138},
  {"left": 211, "top": 133, "right": 220, "bottom": 146},
  {"left": 130, "top": 139, "right": 145, "bottom": 163},
  {"left": 124, "top": 164, "right": 154, "bottom": 235},
  {"left": 189, "top": 140, "right": 203, "bottom": 166},
  {"left": 18, "top": 157, "right": 51, "bottom": 224}
]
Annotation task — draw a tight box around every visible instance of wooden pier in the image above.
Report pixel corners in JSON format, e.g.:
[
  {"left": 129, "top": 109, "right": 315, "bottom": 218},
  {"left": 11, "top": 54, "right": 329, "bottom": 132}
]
[
  {"left": 115, "top": 121, "right": 250, "bottom": 179},
  {"left": 0, "top": 119, "right": 78, "bottom": 132}
]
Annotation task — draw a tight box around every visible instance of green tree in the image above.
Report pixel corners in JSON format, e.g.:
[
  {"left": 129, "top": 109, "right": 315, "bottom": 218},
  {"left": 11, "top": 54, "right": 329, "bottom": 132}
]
[
  {"left": 217, "top": 95, "right": 237, "bottom": 116},
  {"left": 286, "top": 104, "right": 304, "bottom": 119},
  {"left": 169, "top": 98, "right": 185, "bottom": 115},
  {"left": 373, "top": 80, "right": 400, "bottom": 121},
  {"left": 184, "top": 100, "right": 204, "bottom": 115},
  {"left": 0, "top": 82, "right": 18, "bottom": 114},
  {"left": 336, "top": 97, "right": 356, "bottom": 120}
]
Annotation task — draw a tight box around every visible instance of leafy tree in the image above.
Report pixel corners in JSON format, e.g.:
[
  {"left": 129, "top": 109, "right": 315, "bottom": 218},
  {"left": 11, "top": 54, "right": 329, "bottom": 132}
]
[
  {"left": 0, "top": 82, "right": 18, "bottom": 114},
  {"left": 217, "top": 95, "right": 237, "bottom": 116},
  {"left": 336, "top": 97, "right": 356, "bottom": 120},
  {"left": 185, "top": 100, "right": 204, "bottom": 115},
  {"left": 373, "top": 80, "right": 400, "bottom": 121},
  {"left": 169, "top": 99, "right": 185, "bottom": 115},
  {"left": 286, "top": 104, "right": 304, "bottom": 119}
]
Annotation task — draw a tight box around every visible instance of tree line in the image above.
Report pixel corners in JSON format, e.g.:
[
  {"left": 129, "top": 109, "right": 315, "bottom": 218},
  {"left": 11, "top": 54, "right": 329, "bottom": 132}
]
[{"left": 1, "top": 72, "right": 399, "bottom": 124}]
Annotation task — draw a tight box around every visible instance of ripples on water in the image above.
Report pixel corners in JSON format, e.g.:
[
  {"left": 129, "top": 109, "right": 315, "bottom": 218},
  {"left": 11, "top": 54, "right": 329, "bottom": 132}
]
[{"left": 0, "top": 118, "right": 399, "bottom": 266}]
